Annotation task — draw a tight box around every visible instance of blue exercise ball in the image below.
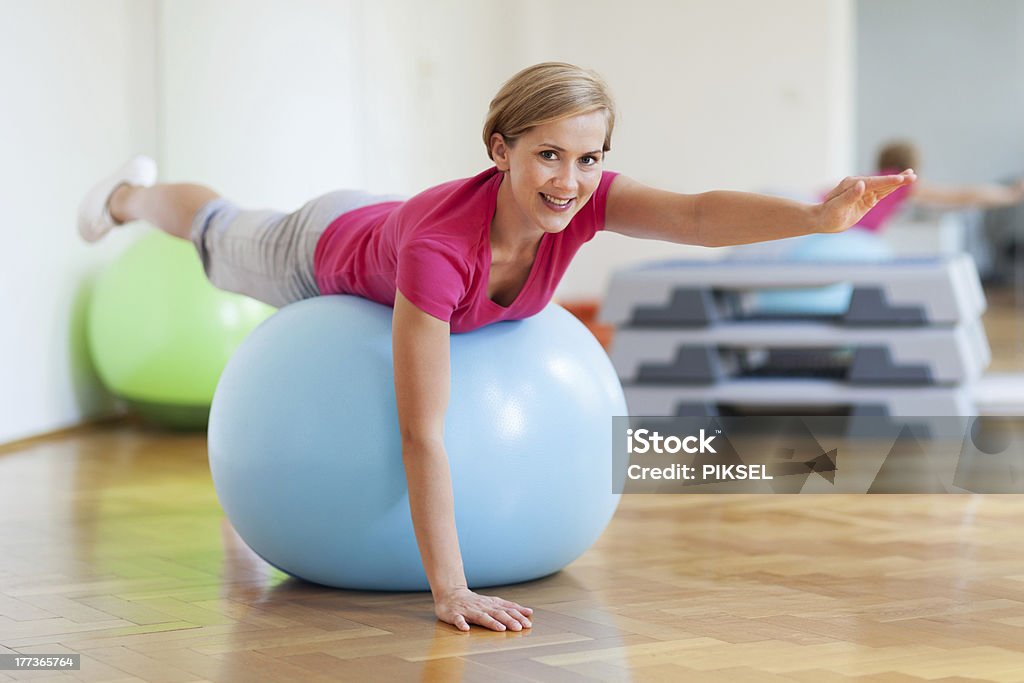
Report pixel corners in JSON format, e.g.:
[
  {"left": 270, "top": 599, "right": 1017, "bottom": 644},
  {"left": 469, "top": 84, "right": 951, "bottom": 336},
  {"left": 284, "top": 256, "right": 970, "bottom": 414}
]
[
  {"left": 208, "top": 296, "right": 627, "bottom": 591},
  {"left": 753, "top": 229, "right": 893, "bottom": 316}
]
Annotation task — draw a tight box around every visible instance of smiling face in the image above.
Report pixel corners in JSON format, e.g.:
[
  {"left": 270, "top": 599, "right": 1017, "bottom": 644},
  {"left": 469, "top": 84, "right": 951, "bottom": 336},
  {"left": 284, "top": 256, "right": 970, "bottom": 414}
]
[{"left": 489, "top": 110, "right": 608, "bottom": 240}]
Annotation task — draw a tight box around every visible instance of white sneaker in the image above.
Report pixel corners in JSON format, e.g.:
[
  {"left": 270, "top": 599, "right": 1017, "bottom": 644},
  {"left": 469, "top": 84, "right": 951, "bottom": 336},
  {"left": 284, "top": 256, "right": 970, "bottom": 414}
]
[{"left": 77, "top": 154, "right": 159, "bottom": 242}]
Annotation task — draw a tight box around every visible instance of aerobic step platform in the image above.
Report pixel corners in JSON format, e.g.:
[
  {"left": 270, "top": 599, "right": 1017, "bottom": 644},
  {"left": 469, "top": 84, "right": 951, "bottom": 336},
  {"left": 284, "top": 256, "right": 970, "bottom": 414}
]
[
  {"left": 611, "top": 319, "right": 991, "bottom": 386},
  {"left": 600, "top": 254, "right": 985, "bottom": 327},
  {"left": 624, "top": 381, "right": 975, "bottom": 417}
]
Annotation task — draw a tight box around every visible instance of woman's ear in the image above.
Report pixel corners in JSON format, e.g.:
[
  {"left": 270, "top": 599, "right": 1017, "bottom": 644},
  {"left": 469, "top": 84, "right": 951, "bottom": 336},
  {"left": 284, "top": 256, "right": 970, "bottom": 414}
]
[{"left": 490, "top": 133, "right": 511, "bottom": 171}]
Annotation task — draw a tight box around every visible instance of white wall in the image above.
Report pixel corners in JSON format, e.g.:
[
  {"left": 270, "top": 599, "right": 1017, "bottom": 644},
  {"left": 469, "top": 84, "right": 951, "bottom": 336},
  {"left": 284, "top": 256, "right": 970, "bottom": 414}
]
[
  {"left": 159, "top": 0, "right": 518, "bottom": 205},
  {"left": 0, "top": 0, "right": 158, "bottom": 444},
  {"left": 158, "top": 0, "right": 364, "bottom": 208},
  {"left": 856, "top": 0, "right": 1024, "bottom": 183}
]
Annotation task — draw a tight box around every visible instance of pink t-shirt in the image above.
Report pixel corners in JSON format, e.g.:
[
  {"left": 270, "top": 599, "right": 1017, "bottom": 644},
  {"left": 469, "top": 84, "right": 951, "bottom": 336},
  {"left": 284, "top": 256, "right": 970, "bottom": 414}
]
[
  {"left": 314, "top": 166, "right": 620, "bottom": 333},
  {"left": 853, "top": 168, "right": 913, "bottom": 232}
]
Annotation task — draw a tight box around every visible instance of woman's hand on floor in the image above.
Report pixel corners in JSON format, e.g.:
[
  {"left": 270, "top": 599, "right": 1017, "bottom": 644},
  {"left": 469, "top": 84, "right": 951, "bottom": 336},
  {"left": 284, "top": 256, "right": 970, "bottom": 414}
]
[{"left": 434, "top": 586, "right": 533, "bottom": 632}]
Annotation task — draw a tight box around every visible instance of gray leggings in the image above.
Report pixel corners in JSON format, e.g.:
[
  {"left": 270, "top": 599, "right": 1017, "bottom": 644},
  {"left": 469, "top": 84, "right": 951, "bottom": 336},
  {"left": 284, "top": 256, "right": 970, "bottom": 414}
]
[{"left": 190, "top": 190, "right": 402, "bottom": 308}]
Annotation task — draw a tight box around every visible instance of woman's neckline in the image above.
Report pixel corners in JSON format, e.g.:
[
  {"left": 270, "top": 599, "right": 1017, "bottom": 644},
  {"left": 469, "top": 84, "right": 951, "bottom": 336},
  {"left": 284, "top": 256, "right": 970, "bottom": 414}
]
[{"left": 482, "top": 170, "right": 548, "bottom": 310}]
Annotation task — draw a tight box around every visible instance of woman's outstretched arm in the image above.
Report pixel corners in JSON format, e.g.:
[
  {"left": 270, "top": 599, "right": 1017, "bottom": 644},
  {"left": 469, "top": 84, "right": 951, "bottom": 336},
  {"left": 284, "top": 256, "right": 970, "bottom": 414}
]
[
  {"left": 604, "top": 170, "right": 916, "bottom": 247},
  {"left": 392, "top": 291, "right": 533, "bottom": 632}
]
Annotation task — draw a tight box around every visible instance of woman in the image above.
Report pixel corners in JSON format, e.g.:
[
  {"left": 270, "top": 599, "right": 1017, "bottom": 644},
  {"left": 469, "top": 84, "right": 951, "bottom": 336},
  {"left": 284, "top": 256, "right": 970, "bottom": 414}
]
[{"left": 78, "top": 62, "right": 915, "bottom": 632}]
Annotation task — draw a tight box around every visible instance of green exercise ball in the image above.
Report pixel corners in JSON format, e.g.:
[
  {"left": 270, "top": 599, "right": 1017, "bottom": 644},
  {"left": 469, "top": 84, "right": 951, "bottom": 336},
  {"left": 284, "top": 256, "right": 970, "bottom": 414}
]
[{"left": 87, "top": 231, "right": 274, "bottom": 429}]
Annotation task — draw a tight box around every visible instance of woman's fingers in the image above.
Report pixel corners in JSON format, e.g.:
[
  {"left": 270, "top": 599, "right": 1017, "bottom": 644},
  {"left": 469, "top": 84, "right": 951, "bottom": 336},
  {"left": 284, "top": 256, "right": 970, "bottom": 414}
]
[
  {"left": 499, "top": 598, "right": 533, "bottom": 614},
  {"left": 829, "top": 170, "right": 914, "bottom": 204},
  {"left": 864, "top": 171, "right": 915, "bottom": 195},
  {"left": 504, "top": 608, "right": 533, "bottom": 628},
  {"left": 492, "top": 609, "right": 525, "bottom": 631},
  {"left": 453, "top": 614, "right": 470, "bottom": 631},
  {"left": 473, "top": 611, "right": 509, "bottom": 631},
  {"left": 459, "top": 608, "right": 532, "bottom": 632}
]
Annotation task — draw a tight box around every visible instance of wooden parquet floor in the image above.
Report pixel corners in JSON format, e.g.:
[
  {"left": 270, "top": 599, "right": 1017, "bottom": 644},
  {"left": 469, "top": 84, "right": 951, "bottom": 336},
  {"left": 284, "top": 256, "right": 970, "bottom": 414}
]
[
  {"left": 2, "top": 427, "right": 1024, "bottom": 682},
  {"left": 1, "top": 284, "right": 1023, "bottom": 682}
]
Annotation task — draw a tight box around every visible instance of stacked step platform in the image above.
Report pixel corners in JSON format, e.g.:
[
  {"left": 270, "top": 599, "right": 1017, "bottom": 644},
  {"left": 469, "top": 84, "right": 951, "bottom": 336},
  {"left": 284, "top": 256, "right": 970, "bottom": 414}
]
[{"left": 600, "top": 254, "right": 990, "bottom": 417}]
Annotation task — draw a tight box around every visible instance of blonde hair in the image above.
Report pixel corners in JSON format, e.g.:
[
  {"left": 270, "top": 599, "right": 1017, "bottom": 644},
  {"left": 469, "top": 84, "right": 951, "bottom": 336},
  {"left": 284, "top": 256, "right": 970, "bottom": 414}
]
[
  {"left": 877, "top": 140, "right": 920, "bottom": 172},
  {"left": 483, "top": 62, "right": 617, "bottom": 160}
]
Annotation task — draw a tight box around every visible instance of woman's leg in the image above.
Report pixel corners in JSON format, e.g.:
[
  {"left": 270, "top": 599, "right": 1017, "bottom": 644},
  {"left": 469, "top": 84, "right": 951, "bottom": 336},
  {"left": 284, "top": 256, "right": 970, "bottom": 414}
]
[{"left": 109, "top": 183, "right": 221, "bottom": 241}]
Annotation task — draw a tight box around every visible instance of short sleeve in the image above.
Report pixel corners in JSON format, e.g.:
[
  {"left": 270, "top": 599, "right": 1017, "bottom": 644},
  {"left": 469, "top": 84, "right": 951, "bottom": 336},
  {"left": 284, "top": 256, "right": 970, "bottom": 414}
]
[
  {"left": 396, "top": 238, "right": 470, "bottom": 323},
  {"left": 575, "top": 170, "right": 620, "bottom": 241},
  {"left": 594, "top": 170, "right": 619, "bottom": 231}
]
